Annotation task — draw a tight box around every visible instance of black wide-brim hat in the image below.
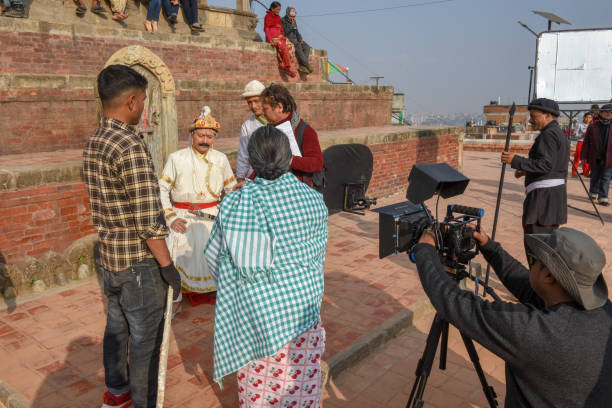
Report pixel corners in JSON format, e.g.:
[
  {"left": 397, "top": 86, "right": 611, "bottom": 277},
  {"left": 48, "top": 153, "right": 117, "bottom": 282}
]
[
  {"left": 528, "top": 98, "right": 560, "bottom": 117},
  {"left": 525, "top": 228, "right": 607, "bottom": 310}
]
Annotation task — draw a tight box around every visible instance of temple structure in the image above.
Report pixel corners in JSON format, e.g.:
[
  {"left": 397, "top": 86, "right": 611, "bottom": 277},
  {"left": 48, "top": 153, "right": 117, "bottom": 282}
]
[{"left": 0, "top": 0, "right": 463, "bottom": 296}]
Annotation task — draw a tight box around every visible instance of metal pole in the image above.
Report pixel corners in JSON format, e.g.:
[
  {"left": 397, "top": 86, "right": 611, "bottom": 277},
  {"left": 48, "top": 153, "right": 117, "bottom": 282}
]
[
  {"left": 570, "top": 160, "right": 605, "bottom": 226},
  {"left": 527, "top": 66, "right": 534, "bottom": 102},
  {"left": 484, "top": 103, "right": 516, "bottom": 295}
]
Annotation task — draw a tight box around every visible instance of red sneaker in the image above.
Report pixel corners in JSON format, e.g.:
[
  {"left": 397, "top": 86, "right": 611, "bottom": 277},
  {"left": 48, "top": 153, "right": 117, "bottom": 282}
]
[{"left": 102, "top": 391, "right": 132, "bottom": 408}]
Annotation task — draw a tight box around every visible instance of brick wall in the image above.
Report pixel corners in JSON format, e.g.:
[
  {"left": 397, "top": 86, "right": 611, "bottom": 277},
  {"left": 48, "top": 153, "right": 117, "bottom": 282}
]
[
  {"left": 368, "top": 134, "right": 458, "bottom": 198},
  {"left": 0, "top": 130, "right": 460, "bottom": 264},
  {"left": 464, "top": 140, "right": 576, "bottom": 156},
  {"left": 0, "top": 86, "right": 391, "bottom": 155},
  {"left": 0, "top": 183, "right": 95, "bottom": 262},
  {"left": 0, "top": 30, "right": 318, "bottom": 83}
]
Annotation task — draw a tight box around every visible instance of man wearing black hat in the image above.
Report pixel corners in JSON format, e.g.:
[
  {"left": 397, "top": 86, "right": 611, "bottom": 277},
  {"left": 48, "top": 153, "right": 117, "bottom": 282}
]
[
  {"left": 501, "top": 98, "right": 570, "bottom": 242},
  {"left": 581, "top": 103, "right": 612, "bottom": 206},
  {"left": 413, "top": 227, "right": 612, "bottom": 407}
]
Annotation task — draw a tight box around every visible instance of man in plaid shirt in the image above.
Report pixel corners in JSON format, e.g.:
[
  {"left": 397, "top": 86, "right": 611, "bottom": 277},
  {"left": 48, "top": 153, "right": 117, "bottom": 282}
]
[{"left": 83, "top": 65, "right": 181, "bottom": 408}]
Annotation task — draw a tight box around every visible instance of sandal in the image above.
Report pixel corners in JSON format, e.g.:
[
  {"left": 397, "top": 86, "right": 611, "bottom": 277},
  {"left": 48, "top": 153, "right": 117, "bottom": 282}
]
[
  {"left": 76, "top": 4, "right": 86, "bottom": 15},
  {"left": 144, "top": 20, "right": 153, "bottom": 32},
  {"left": 190, "top": 23, "right": 205, "bottom": 32},
  {"left": 281, "top": 66, "right": 296, "bottom": 78},
  {"left": 91, "top": 5, "right": 105, "bottom": 14}
]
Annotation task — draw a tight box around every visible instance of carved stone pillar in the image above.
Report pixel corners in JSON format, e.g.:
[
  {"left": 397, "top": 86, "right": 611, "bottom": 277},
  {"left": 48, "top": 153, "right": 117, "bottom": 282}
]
[
  {"left": 98, "top": 46, "right": 178, "bottom": 177},
  {"left": 236, "top": 0, "right": 250, "bottom": 12}
]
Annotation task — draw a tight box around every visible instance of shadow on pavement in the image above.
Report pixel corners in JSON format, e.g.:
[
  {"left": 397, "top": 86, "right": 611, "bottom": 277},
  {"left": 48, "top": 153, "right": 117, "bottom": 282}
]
[
  {"left": 30, "top": 336, "right": 105, "bottom": 407},
  {"left": 323, "top": 319, "right": 508, "bottom": 408}
]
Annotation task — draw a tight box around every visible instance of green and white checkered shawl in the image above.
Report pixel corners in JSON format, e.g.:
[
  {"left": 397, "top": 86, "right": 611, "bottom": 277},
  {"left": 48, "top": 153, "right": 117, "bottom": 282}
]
[{"left": 205, "top": 172, "right": 328, "bottom": 385}]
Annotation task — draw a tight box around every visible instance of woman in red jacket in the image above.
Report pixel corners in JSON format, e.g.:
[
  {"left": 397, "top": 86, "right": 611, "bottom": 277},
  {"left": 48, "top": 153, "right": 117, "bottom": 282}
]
[{"left": 264, "top": 2, "right": 296, "bottom": 77}]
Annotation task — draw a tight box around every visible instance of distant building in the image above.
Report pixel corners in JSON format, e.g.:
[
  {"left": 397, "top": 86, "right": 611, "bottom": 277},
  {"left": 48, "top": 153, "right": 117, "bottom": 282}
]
[{"left": 483, "top": 102, "right": 531, "bottom": 130}]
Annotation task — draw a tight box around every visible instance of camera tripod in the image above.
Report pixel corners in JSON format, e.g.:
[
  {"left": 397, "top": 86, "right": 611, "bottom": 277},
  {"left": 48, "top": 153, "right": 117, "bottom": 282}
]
[{"left": 406, "top": 268, "right": 500, "bottom": 408}]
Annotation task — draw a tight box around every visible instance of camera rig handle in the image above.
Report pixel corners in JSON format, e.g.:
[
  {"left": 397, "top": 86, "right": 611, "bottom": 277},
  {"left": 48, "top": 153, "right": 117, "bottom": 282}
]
[{"left": 448, "top": 205, "right": 484, "bottom": 218}]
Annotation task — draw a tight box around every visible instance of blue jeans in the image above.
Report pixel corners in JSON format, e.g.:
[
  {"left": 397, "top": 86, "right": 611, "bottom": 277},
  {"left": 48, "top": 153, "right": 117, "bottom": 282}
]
[
  {"left": 103, "top": 258, "right": 168, "bottom": 408},
  {"left": 162, "top": 0, "right": 178, "bottom": 17},
  {"left": 589, "top": 164, "right": 612, "bottom": 199},
  {"left": 181, "top": 0, "right": 198, "bottom": 25},
  {"left": 3, "top": 0, "right": 23, "bottom": 7},
  {"left": 146, "top": 0, "right": 161, "bottom": 21}
]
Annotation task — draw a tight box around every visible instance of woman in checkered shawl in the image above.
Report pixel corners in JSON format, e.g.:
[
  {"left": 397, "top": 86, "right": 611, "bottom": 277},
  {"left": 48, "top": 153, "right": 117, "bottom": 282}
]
[{"left": 205, "top": 125, "right": 328, "bottom": 407}]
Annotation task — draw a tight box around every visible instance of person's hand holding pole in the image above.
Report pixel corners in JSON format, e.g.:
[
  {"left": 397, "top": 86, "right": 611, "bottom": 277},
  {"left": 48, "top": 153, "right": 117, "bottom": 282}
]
[{"left": 501, "top": 151, "right": 515, "bottom": 164}]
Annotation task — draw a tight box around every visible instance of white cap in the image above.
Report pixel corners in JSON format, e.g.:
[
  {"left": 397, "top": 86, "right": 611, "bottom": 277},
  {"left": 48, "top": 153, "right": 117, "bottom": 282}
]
[{"left": 242, "top": 80, "right": 266, "bottom": 98}]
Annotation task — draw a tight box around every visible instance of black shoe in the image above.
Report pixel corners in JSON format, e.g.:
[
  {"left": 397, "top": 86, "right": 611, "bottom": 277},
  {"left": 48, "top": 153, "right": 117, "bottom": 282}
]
[
  {"left": 4, "top": 4, "right": 25, "bottom": 18},
  {"left": 76, "top": 4, "right": 86, "bottom": 15},
  {"left": 168, "top": 14, "right": 178, "bottom": 24},
  {"left": 91, "top": 5, "right": 106, "bottom": 14}
]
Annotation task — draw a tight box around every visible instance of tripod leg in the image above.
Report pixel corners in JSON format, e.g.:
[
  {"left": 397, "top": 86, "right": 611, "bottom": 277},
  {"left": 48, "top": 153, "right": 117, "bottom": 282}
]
[
  {"left": 439, "top": 321, "right": 449, "bottom": 370},
  {"left": 406, "top": 314, "right": 445, "bottom": 408},
  {"left": 459, "top": 332, "right": 499, "bottom": 407}
]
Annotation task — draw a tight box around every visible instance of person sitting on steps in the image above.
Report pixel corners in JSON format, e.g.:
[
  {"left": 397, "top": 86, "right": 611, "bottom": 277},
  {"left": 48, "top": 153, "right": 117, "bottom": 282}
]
[
  {"left": 282, "top": 7, "right": 313, "bottom": 74},
  {"left": 75, "top": 0, "right": 105, "bottom": 16}
]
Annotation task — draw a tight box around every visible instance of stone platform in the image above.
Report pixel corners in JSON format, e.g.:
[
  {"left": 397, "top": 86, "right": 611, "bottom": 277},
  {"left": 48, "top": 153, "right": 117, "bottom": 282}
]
[{"left": 0, "top": 151, "right": 610, "bottom": 407}]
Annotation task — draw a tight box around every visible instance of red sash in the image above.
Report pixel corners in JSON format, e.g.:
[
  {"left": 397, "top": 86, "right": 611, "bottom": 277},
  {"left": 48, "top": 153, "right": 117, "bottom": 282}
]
[{"left": 173, "top": 201, "right": 219, "bottom": 210}]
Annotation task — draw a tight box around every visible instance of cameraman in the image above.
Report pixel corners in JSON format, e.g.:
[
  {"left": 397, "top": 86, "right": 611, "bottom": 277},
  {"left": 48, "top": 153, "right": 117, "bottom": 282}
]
[{"left": 413, "top": 227, "right": 612, "bottom": 407}]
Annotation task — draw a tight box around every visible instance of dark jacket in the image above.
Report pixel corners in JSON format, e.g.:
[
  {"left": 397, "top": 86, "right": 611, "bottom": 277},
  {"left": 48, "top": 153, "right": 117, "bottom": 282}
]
[
  {"left": 413, "top": 240, "right": 612, "bottom": 408},
  {"left": 510, "top": 120, "right": 569, "bottom": 226},
  {"left": 581, "top": 122, "right": 612, "bottom": 168},
  {"left": 281, "top": 15, "right": 302, "bottom": 44}
]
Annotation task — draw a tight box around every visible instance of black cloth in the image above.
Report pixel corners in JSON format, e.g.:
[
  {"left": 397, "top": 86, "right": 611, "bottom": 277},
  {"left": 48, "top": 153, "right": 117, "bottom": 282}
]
[
  {"left": 511, "top": 120, "right": 569, "bottom": 226},
  {"left": 413, "top": 241, "right": 612, "bottom": 408}
]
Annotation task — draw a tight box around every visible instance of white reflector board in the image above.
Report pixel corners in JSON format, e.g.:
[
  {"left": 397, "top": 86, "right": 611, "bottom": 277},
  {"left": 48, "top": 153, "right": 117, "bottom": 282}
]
[{"left": 536, "top": 28, "right": 612, "bottom": 103}]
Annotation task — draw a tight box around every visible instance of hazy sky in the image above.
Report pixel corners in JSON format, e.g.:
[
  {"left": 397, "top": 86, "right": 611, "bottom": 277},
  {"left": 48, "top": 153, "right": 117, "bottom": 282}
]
[{"left": 210, "top": 0, "right": 612, "bottom": 114}]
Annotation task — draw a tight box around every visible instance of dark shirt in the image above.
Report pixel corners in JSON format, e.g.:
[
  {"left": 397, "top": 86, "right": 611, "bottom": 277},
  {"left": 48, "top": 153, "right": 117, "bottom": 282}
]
[
  {"left": 413, "top": 241, "right": 612, "bottom": 408},
  {"left": 581, "top": 122, "right": 612, "bottom": 168},
  {"left": 83, "top": 118, "right": 168, "bottom": 272},
  {"left": 510, "top": 120, "right": 569, "bottom": 226}
]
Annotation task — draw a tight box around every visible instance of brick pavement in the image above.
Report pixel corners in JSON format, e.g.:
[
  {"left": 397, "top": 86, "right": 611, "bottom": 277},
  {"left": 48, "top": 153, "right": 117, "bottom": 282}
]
[
  {"left": 322, "top": 150, "right": 612, "bottom": 407},
  {"left": 0, "top": 151, "right": 610, "bottom": 407}
]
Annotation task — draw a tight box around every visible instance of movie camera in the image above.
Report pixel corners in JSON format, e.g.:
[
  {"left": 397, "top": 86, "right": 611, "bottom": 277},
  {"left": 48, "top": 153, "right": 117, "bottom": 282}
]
[
  {"left": 374, "top": 163, "right": 500, "bottom": 408},
  {"left": 374, "top": 163, "right": 483, "bottom": 271}
]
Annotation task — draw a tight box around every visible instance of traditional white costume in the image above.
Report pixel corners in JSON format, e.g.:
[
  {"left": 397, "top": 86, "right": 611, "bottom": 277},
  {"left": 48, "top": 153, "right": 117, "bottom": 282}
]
[{"left": 159, "top": 108, "right": 236, "bottom": 295}]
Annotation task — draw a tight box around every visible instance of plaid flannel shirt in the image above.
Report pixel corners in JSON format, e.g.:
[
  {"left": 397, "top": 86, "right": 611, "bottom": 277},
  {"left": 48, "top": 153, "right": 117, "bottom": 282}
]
[
  {"left": 83, "top": 118, "right": 168, "bottom": 272},
  {"left": 204, "top": 172, "right": 328, "bottom": 384}
]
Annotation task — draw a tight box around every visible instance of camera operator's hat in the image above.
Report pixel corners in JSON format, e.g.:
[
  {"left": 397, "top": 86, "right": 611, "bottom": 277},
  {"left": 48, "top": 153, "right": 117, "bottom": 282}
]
[
  {"left": 599, "top": 103, "right": 612, "bottom": 113},
  {"left": 242, "top": 80, "right": 265, "bottom": 98},
  {"left": 528, "top": 98, "right": 560, "bottom": 117},
  {"left": 525, "top": 228, "right": 607, "bottom": 310}
]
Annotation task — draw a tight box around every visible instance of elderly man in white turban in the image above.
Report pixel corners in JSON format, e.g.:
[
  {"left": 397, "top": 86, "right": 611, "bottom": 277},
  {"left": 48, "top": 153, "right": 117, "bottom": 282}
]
[{"left": 159, "top": 106, "right": 236, "bottom": 313}]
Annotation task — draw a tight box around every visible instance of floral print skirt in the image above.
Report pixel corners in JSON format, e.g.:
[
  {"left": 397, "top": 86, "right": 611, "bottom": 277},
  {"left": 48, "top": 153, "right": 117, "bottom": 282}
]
[{"left": 237, "top": 321, "right": 326, "bottom": 408}]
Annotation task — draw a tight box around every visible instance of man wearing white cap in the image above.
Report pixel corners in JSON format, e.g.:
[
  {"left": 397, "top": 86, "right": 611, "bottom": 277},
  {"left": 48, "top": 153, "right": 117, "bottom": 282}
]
[{"left": 236, "top": 80, "right": 268, "bottom": 186}]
